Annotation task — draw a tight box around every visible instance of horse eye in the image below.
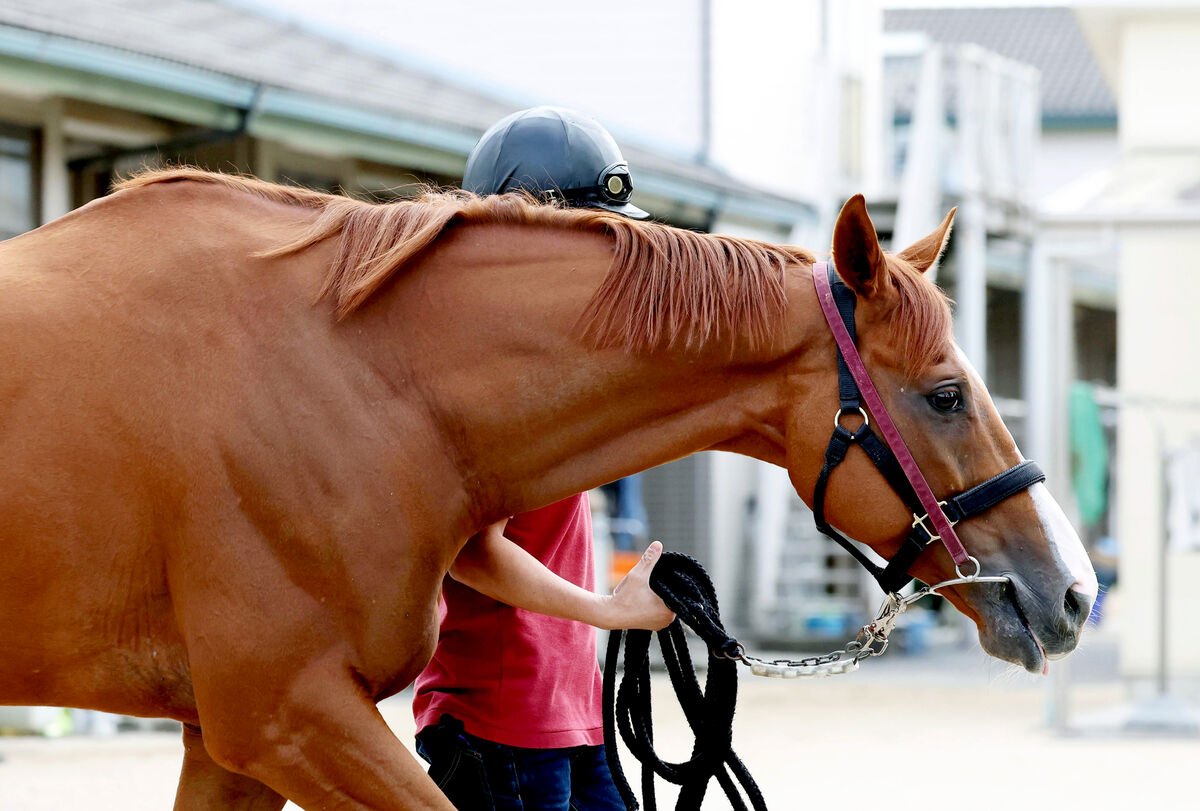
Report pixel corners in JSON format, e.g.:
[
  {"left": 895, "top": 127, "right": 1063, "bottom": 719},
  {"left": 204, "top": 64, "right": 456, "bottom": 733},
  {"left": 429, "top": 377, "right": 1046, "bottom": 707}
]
[{"left": 928, "top": 387, "right": 963, "bottom": 413}]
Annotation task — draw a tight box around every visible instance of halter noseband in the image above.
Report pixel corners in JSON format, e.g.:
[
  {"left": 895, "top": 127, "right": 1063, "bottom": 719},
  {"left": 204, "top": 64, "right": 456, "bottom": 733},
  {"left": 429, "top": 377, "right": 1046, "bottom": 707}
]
[{"left": 810, "top": 261, "right": 1045, "bottom": 594}]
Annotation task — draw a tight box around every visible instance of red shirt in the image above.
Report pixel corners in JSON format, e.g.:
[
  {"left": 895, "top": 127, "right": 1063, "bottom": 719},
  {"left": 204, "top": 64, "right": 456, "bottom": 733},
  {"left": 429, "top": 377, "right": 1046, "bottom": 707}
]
[{"left": 413, "top": 493, "right": 604, "bottom": 748}]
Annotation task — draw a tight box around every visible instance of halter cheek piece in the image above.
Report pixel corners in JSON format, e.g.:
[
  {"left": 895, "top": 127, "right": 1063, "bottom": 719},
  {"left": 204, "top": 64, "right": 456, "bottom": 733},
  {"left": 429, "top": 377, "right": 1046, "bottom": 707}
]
[{"left": 810, "top": 261, "right": 1046, "bottom": 594}]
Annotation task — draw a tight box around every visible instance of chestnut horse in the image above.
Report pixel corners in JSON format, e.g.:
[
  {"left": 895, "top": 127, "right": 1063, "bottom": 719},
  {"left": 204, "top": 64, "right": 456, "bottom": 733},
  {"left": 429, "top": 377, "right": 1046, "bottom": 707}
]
[{"left": 0, "top": 169, "right": 1096, "bottom": 810}]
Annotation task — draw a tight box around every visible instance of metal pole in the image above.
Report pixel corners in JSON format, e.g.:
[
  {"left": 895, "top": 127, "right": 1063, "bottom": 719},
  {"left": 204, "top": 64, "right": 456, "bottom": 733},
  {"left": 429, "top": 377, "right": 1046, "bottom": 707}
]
[
  {"left": 893, "top": 45, "right": 944, "bottom": 259},
  {"left": 819, "top": 0, "right": 830, "bottom": 55},
  {"left": 955, "top": 195, "right": 988, "bottom": 372},
  {"left": 1026, "top": 242, "right": 1072, "bottom": 731},
  {"left": 40, "top": 98, "right": 71, "bottom": 223},
  {"left": 955, "top": 51, "right": 987, "bottom": 373},
  {"left": 1158, "top": 440, "right": 1170, "bottom": 696},
  {"left": 1022, "top": 242, "right": 1053, "bottom": 467},
  {"left": 698, "top": 0, "right": 712, "bottom": 165}
]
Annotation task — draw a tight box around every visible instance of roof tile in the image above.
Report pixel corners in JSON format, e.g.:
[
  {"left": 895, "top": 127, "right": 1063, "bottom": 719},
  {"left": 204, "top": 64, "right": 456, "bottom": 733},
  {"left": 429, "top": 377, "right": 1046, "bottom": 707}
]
[{"left": 885, "top": 6, "right": 1116, "bottom": 123}]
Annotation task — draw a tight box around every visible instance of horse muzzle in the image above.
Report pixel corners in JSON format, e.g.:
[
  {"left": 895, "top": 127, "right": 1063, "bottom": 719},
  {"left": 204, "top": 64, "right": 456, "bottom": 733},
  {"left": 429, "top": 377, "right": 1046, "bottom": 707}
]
[{"left": 974, "top": 572, "right": 1095, "bottom": 673}]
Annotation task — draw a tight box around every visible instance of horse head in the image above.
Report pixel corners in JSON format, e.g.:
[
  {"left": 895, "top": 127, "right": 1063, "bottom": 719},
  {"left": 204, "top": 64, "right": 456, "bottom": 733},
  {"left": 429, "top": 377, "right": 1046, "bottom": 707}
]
[{"left": 785, "top": 195, "right": 1097, "bottom": 673}]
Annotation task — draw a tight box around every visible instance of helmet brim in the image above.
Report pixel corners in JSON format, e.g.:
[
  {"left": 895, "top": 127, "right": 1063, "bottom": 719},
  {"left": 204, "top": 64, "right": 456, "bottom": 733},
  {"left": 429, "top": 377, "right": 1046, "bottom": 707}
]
[{"left": 595, "top": 200, "right": 650, "bottom": 220}]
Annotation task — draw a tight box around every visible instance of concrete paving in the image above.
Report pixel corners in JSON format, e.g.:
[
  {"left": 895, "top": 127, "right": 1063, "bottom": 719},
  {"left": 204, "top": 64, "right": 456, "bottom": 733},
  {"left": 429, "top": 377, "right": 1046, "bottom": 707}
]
[{"left": 0, "top": 631, "right": 1194, "bottom": 810}]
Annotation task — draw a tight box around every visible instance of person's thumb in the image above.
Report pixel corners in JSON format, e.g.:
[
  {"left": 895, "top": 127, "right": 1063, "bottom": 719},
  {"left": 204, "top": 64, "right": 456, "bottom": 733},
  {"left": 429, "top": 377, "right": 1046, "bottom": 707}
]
[{"left": 635, "top": 541, "right": 663, "bottom": 576}]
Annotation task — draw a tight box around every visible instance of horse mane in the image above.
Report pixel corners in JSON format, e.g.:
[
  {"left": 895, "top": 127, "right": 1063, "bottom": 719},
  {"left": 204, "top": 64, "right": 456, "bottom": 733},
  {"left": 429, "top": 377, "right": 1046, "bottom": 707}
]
[
  {"left": 113, "top": 168, "right": 948, "bottom": 371},
  {"left": 115, "top": 167, "right": 809, "bottom": 353}
]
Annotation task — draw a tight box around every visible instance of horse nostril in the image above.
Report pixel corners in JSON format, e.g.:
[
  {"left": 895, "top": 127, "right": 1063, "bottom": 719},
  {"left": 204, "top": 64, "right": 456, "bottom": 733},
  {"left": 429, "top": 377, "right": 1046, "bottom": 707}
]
[{"left": 1062, "top": 586, "right": 1091, "bottom": 626}]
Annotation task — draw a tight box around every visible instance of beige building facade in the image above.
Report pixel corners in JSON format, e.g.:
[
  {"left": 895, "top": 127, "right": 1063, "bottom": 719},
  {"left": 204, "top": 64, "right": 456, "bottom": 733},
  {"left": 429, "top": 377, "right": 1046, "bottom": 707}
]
[{"left": 1077, "top": 3, "right": 1200, "bottom": 683}]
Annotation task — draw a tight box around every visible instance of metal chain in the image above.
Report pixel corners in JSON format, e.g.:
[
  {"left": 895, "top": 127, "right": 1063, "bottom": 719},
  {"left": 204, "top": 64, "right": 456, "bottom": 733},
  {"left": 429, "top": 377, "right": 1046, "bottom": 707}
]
[{"left": 732, "top": 558, "right": 1010, "bottom": 679}]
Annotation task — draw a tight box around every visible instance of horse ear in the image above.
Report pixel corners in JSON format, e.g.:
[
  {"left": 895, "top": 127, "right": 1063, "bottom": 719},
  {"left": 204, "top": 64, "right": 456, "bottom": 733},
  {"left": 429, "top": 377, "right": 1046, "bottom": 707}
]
[
  {"left": 832, "top": 195, "right": 889, "bottom": 299},
  {"left": 897, "top": 207, "right": 956, "bottom": 274}
]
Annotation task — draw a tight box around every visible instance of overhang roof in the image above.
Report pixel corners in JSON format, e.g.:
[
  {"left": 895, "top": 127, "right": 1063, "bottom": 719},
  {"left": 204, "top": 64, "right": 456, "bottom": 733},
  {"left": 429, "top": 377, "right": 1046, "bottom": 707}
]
[{"left": 0, "top": 0, "right": 815, "bottom": 227}]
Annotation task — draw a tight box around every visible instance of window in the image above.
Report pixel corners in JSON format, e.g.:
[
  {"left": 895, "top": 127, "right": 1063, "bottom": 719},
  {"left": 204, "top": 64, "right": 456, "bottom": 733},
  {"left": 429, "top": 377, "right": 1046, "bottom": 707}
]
[{"left": 0, "top": 124, "right": 37, "bottom": 239}]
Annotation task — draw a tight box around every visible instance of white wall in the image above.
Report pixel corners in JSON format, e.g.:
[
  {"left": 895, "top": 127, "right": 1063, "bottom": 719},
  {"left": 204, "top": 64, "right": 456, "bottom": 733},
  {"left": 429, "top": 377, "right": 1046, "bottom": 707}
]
[
  {"left": 1036, "top": 129, "right": 1119, "bottom": 207},
  {"left": 710, "top": 0, "right": 881, "bottom": 200},
  {"left": 252, "top": 0, "right": 707, "bottom": 157},
  {"left": 1118, "top": 16, "right": 1200, "bottom": 151},
  {"left": 709, "top": 0, "right": 820, "bottom": 196}
]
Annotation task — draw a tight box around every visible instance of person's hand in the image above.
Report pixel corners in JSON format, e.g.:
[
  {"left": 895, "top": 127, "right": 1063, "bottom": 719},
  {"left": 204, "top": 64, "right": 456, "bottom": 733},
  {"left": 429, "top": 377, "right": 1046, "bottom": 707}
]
[{"left": 605, "top": 542, "right": 676, "bottom": 631}]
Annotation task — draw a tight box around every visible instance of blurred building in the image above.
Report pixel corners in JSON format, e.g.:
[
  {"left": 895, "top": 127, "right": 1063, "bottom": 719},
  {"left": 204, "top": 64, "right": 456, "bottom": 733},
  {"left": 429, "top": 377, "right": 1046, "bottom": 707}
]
[{"left": 0, "top": 0, "right": 816, "bottom": 235}]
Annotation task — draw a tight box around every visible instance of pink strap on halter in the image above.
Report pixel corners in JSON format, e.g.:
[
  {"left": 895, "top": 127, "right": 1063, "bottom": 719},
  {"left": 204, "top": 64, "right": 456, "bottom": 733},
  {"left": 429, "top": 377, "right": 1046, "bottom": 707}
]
[{"left": 811, "top": 261, "right": 970, "bottom": 566}]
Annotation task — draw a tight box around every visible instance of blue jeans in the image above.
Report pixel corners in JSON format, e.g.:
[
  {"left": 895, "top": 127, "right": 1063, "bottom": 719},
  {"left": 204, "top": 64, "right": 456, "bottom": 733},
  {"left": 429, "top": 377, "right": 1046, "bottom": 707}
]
[{"left": 416, "top": 715, "right": 627, "bottom": 810}]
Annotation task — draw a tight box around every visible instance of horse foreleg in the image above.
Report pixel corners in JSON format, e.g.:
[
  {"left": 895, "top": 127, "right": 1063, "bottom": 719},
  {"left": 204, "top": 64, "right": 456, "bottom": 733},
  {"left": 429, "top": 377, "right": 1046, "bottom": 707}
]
[
  {"left": 194, "top": 668, "right": 454, "bottom": 811},
  {"left": 168, "top": 524, "right": 450, "bottom": 809},
  {"left": 174, "top": 723, "right": 287, "bottom": 811}
]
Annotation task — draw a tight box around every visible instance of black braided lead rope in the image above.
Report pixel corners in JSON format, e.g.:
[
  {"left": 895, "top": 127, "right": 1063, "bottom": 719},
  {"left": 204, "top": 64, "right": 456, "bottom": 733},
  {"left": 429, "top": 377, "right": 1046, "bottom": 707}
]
[{"left": 603, "top": 551, "right": 768, "bottom": 811}]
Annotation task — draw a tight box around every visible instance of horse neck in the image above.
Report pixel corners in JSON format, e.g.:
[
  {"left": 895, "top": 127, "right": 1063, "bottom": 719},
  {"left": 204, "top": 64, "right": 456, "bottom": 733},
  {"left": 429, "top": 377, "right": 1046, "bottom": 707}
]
[{"left": 352, "top": 222, "right": 827, "bottom": 521}]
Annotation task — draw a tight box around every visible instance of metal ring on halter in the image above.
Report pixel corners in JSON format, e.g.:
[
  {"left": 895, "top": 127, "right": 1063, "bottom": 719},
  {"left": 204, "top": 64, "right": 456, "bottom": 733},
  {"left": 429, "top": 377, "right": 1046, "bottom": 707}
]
[
  {"left": 833, "top": 406, "right": 869, "bottom": 430},
  {"left": 954, "top": 555, "right": 982, "bottom": 580},
  {"left": 715, "top": 642, "right": 747, "bottom": 662}
]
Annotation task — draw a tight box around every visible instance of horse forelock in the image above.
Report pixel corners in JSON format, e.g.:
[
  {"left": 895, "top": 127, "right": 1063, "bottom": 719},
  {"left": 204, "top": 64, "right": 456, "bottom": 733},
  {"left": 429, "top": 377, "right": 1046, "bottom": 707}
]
[{"left": 880, "top": 254, "right": 955, "bottom": 379}]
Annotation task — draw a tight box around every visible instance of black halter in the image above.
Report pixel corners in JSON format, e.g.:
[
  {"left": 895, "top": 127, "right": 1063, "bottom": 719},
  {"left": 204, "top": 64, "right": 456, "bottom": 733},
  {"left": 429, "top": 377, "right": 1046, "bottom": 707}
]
[{"left": 811, "top": 262, "right": 1046, "bottom": 594}]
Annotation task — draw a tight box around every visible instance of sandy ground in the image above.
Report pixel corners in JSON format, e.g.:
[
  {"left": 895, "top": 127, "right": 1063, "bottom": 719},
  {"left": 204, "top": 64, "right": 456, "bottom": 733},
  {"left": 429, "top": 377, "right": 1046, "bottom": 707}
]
[{"left": 1, "top": 631, "right": 1195, "bottom": 811}]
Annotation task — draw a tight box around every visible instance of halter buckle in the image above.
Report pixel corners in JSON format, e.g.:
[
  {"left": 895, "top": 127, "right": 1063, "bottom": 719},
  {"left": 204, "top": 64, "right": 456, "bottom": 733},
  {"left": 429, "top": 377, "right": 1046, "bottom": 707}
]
[{"left": 911, "top": 501, "right": 955, "bottom": 544}]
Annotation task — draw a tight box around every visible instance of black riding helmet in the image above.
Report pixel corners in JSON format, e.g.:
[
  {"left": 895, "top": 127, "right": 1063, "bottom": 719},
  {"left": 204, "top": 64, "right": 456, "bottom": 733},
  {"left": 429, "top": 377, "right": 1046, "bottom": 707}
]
[{"left": 463, "top": 106, "right": 649, "bottom": 220}]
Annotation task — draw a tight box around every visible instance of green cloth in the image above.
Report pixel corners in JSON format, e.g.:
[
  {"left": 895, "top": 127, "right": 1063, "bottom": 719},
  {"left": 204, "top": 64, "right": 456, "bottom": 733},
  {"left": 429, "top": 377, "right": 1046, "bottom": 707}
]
[{"left": 1069, "top": 382, "right": 1108, "bottom": 526}]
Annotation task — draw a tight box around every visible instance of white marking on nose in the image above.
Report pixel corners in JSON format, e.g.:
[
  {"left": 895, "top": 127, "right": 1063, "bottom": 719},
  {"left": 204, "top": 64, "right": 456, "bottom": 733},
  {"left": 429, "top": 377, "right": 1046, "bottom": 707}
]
[{"left": 1029, "top": 483, "right": 1098, "bottom": 596}]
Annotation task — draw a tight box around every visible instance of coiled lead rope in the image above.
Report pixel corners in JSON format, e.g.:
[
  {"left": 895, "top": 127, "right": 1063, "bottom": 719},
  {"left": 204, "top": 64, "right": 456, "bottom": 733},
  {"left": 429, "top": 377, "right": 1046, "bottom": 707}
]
[
  {"left": 603, "top": 551, "right": 767, "bottom": 811},
  {"left": 602, "top": 551, "right": 1011, "bottom": 809}
]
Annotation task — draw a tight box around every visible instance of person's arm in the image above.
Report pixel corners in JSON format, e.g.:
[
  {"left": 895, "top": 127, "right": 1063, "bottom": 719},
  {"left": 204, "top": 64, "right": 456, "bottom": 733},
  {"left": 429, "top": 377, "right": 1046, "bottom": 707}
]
[{"left": 449, "top": 519, "right": 675, "bottom": 631}]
